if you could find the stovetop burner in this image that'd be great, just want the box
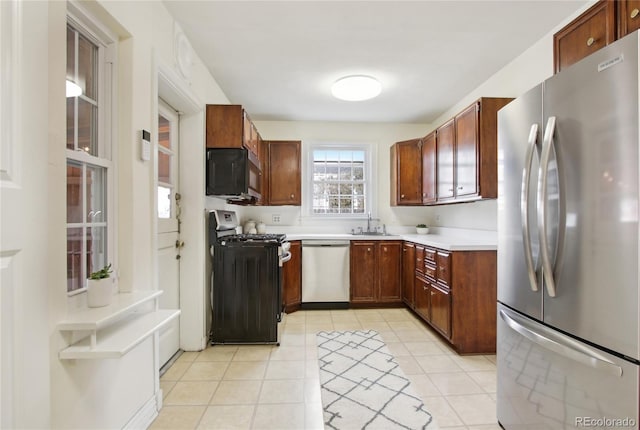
[219,233,286,244]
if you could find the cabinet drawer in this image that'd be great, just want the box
[437,251,451,286]
[424,248,436,263]
[424,263,437,281]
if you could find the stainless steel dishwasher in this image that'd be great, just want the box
[301,240,350,308]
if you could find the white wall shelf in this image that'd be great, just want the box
[57,290,180,360]
[59,309,180,359]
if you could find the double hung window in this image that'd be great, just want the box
[66,12,115,293]
[307,144,373,217]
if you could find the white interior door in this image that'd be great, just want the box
[157,99,181,366]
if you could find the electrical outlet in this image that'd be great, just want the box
[272,214,281,224]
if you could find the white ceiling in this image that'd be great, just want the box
[163,0,589,124]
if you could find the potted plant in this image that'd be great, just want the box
[416,224,430,234]
[87,263,114,308]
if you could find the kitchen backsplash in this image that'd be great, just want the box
[227,198,497,232]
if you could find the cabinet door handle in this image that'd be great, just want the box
[448,188,453,192]
[423,286,427,291]
[586,37,595,47]
[631,8,639,19]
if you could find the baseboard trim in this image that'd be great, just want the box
[122,393,160,430]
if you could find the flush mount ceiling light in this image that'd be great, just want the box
[331,75,381,101]
[66,80,82,98]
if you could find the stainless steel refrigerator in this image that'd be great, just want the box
[497,31,640,429]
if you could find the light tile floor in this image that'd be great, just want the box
[151,308,502,430]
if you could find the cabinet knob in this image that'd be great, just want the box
[367,248,371,252]
[400,194,405,199]
[423,286,427,291]
[290,194,294,199]
[423,193,426,197]
[383,247,387,252]
[457,186,463,190]
[448,188,453,192]
[586,37,595,47]
[631,8,639,19]
[431,291,435,296]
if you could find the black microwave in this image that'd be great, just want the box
[205,148,262,199]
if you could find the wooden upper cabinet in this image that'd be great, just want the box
[438,98,512,203]
[619,0,640,37]
[421,131,437,204]
[436,119,455,202]
[264,140,301,206]
[206,104,261,161]
[206,104,243,149]
[455,103,479,199]
[390,139,422,205]
[553,0,617,73]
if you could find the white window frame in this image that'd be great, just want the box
[66,3,117,295]
[303,142,376,219]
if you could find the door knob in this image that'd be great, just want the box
[631,8,639,18]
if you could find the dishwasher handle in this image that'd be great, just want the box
[301,240,350,247]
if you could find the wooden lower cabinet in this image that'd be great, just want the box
[406,243,496,354]
[401,242,416,308]
[429,283,451,339]
[350,241,402,305]
[282,241,302,313]
[414,274,430,321]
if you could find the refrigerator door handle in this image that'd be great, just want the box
[538,116,557,297]
[521,123,539,292]
[499,308,623,377]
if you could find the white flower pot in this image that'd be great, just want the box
[416,227,429,235]
[86,277,114,308]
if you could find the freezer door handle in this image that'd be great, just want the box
[521,123,539,292]
[499,308,623,377]
[538,116,557,297]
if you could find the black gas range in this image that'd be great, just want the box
[208,210,290,345]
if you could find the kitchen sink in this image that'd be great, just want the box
[350,231,391,236]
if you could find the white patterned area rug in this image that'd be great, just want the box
[317,330,438,430]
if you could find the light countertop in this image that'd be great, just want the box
[282,228,496,251]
